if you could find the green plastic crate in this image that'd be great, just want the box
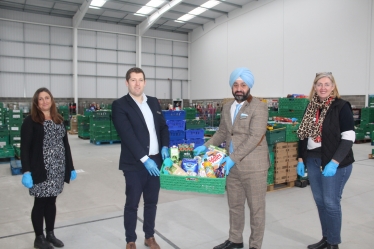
[183,107,197,120]
[0,135,9,147]
[266,127,286,145]
[0,145,14,158]
[13,144,21,158]
[186,119,205,129]
[278,98,309,110]
[160,163,226,194]
[9,134,21,145]
[284,123,300,142]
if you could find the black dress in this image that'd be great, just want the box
[29,120,66,197]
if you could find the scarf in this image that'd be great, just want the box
[297,94,335,142]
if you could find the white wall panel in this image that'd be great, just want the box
[118,35,136,51]
[80,20,136,34]
[78,30,96,48]
[182,81,188,99]
[173,57,188,68]
[78,62,96,75]
[144,29,188,41]
[78,47,96,61]
[156,55,172,67]
[142,54,155,66]
[78,76,96,98]
[142,38,155,53]
[51,61,72,74]
[118,65,134,77]
[142,66,155,78]
[172,80,182,99]
[51,76,73,97]
[51,27,72,45]
[24,24,49,43]
[97,50,117,63]
[0,73,24,97]
[97,78,117,98]
[173,69,188,80]
[25,74,50,97]
[97,63,116,76]
[156,39,172,55]
[0,21,23,41]
[51,46,72,60]
[144,79,155,97]
[97,32,116,49]
[0,57,24,72]
[173,42,188,56]
[117,78,128,97]
[25,59,50,73]
[156,68,172,79]
[155,80,170,99]
[25,44,50,58]
[118,51,136,64]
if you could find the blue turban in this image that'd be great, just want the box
[229,67,254,88]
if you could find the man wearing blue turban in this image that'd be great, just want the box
[194,67,270,249]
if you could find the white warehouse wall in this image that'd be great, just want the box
[190,0,374,99]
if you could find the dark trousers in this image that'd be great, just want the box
[123,154,161,243]
[31,196,57,236]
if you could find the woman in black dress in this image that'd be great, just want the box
[21,87,76,249]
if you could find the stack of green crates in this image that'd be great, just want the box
[267,151,275,185]
[0,103,5,125]
[355,127,365,140]
[78,115,90,139]
[284,123,300,142]
[183,107,197,120]
[360,107,374,125]
[369,95,374,108]
[277,98,309,122]
[58,105,70,130]
[110,121,120,141]
[90,110,112,143]
[0,124,9,149]
[266,123,286,145]
[268,109,278,121]
[8,110,22,146]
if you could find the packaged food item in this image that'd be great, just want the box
[168,163,188,176]
[179,143,194,160]
[205,165,216,178]
[170,146,179,163]
[214,161,225,178]
[181,158,199,176]
[206,145,227,170]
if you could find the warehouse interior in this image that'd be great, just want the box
[0,0,374,248]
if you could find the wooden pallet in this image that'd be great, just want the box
[369,154,374,159]
[68,131,78,135]
[267,181,295,192]
[354,138,371,144]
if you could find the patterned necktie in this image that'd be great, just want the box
[230,104,241,154]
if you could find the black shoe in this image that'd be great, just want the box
[327,244,339,249]
[34,235,53,249]
[46,230,64,247]
[213,240,244,249]
[308,237,327,249]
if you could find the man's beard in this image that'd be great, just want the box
[232,89,250,103]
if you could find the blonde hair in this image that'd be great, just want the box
[308,72,340,101]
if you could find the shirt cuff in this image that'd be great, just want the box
[140,155,149,163]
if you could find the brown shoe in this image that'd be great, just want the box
[126,242,136,249]
[144,237,160,249]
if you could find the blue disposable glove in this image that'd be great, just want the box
[221,156,235,176]
[22,172,33,188]
[71,170,77,180]
[322,160,339,177]
[144,158,160,176]
[193,145,207,156]
[161,146,170,160]
[297,162,305,177]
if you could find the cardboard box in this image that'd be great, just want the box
[274,142,288,151]
[275,166,288,173]
[287,142,298,149]
[274,172,287,184]
[274,158,288,168]
[287,170,297,181]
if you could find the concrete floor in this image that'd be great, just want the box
[0,135,373,249]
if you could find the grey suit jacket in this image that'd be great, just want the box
[205,95,270,172]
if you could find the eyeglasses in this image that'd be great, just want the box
[316,72,332,76]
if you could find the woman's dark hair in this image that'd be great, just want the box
[31,87,63,124]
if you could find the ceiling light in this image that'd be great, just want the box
[134,13,147,17]
[189,7,206,16]
[136,6,155,15]
[146,0,165,8]
[174,20,185,23]
[90,0,106,8]
[89,6,101,9]
[201,0,220,9]
[177,14,194,22]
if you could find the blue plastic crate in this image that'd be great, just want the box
[186,138,205,148]
[162,110,186,120]
[169,130,185,140]
[166,120,186,131]
[10,158,22,175]
[185,129,204,139]
[169,139,185,147]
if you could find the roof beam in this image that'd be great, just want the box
[216,0,242,8]
[73,0,92,28]
[138,0,183,36]
[180,2,228,15]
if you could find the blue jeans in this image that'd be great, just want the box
[307,157,352,245]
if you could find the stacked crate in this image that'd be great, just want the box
[267,150,275,185]
[359,108,374,140]
[8,110,22,147]
[69,115,78,134]
[89,110,112,143]
[0,103,5,125]
[110,120,120,141]
[78,115,90,139]
[277,98,309,122]
[184,107,205,148]
[58,105,70,131]
[273,142,298,184]
[163,110,186,147]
